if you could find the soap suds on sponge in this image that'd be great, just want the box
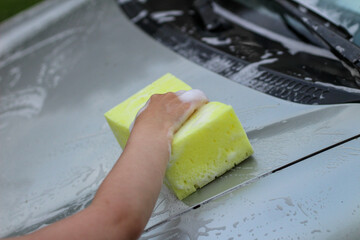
[105,73,254,200]
[176,89,208,104]
[170,89,209,137]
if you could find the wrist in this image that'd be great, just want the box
[132,116,173,141]
[129,121,172,148]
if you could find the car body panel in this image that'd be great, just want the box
[142,137,360,240]
[0,0,359,238]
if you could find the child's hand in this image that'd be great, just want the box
[132,89,208,141]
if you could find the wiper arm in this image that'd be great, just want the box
[193,0,231,32]
[273,0,360,73]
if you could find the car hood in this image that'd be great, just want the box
[0,0,359,238]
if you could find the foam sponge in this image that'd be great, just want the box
[104,73,191,149]
[105,73,253,200]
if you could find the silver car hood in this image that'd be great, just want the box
[0,0,359,238]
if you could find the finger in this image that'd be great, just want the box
[175,90,187,96]
[177,89,208,106]
[177,89,208,117]
[170,89,209,134]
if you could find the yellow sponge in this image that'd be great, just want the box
[105,73,191,148]
[105,73,253,200]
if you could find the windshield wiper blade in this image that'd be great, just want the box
[273,0,360,73]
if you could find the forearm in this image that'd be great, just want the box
[91,124,171,238]
[8,91,207,240]
[12,128,171,240]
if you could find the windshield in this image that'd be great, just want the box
[295,0,360,44]
[228,0,360,47]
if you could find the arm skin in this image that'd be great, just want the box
[8,91,208,240]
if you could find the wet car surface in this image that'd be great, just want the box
[1,0,360,239]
